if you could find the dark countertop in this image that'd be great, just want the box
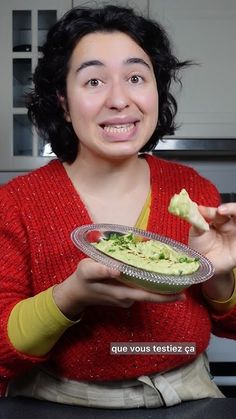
[1,397,236,419]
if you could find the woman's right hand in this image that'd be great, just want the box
[53,258,185,319]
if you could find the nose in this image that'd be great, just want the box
[105,81,130,111]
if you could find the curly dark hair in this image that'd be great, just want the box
[26,5,191,163]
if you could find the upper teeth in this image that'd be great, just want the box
[103,123,135,133]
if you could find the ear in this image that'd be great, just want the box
[57,93,71,122]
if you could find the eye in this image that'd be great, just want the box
[86,78,103,87]
[129,75,143,84]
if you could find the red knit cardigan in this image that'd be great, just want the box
[0,155,236,393]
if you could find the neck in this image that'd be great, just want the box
[63,152,148,198]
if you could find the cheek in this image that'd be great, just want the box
[136,86,158,113]
[149,91,159,128]
[70,95,103,122]
[141,92,159,126]
[147,88,159,112]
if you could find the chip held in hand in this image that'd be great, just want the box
[168,189,209,231]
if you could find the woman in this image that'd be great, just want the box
[0,5,236,408]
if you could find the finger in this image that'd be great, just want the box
[217,203,236,217]
[97,299,135,309]
[95,281,185,304]
[79,258,121,281]
[188,206,217,235]
[130,288,186,303]
[198,206,217,221]
[199,206,231,227]
[116,299,134,308]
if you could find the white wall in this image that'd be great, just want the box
[149,0,236,138]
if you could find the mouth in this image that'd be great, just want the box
[101,122,136,134]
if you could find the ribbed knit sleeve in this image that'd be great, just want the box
[0,186,49,384]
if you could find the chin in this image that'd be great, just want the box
[105,142,144,157]
[105,150,140,161]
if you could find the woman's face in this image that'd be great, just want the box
[62,31,158,160]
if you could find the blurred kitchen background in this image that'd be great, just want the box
[0,0,236,395]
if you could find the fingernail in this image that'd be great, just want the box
[218,205,228,213]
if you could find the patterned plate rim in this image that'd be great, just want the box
[71,223,215,286]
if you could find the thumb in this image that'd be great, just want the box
[198,205,217,221]
[199,205,231,228]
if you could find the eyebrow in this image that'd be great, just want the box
[125,57,151,69]
[76,57,151,73]
[76,60,104,73]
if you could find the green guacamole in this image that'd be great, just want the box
[93,233,200,276]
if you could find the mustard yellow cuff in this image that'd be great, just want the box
[8,287,82,356]
[50,286,83,326]
[203,269,236,313]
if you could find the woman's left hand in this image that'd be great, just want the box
[188,203,236,301]
[188,203,236,275]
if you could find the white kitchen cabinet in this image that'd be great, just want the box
[149,0,236,138]
[0,0,72,171]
